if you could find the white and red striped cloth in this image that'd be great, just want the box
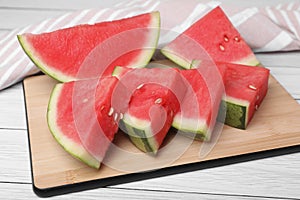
[1,0,300,90]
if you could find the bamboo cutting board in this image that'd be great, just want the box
[23,74,300,193]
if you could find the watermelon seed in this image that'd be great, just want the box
[100,105,105,111]
[114,113,118,122]
[224,35,229,42]
[155,98,162,104]
[248,85,257,90]
[234,36,240,42]
[83,98,88,103]
[119,113,124,120]
[137,84,144,89]
[219,44,225,51]
[108,107,114,116]
[255,105,259,110]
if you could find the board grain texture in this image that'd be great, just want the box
[23,73,300,190]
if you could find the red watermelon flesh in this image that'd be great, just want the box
[47,77,119,168]
[18,12,160,82]
[123,83,180,153]
[172,66,225,140]
[217,62,270,129]
[112,67,187,154]
[161,7,259,69]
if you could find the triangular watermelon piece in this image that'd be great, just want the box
[172,65,226,140]
[18,12,160,82]
[161,7,259,68]
[218,62,270,129]
[47,77,119,168]
[148,60,225,140]
[112,67,187,154]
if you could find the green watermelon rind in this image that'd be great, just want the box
[236,55,261,67]
[17,11,161,82]
[221,96,249,129]
[120,113,159,154]
[111,66,126,78]
[171,116,211,140]
[47,83,100,169]
[119,120,154,153]
[112,66,159,154]
[161,47,260,70]
[127,11,161,69]
[161,48,192,69]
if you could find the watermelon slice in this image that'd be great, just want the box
[18,12,160,82]
[218,62,270,129]
[161,7,260,68]
[112,67,187,154]
[147,60,225,140]
[47,77,119,168]
[172,66,225,140]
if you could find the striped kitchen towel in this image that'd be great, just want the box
[1,0,300,90]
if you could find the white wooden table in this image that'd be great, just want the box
[0,0,299,199]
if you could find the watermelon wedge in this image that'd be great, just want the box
[172,66,225,140]
[161,7,260,69]
[147,60,225,140]
[218,62,270,129]
[18,12,160,82]
[112,67,187,154]
[47,77,119,168]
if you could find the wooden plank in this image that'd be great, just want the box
[218,0,300,7]
[0,0,121,10]
[256,51,300,98]
[256,51,300,68]
[0,83,26,129]
[0,129,31,183]
[23,74,300,190]
[0,183,279,200]
[114,152,300,199]
[0,29,10,33]
[1,0,299,10]
[1,0,299,31]
[268,67,300,99]
[0,9,66,30]
[266,66,300,98]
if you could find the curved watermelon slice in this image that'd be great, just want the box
[161,7,259,69]
[218,62,270,129]
[47,77,119,168]
[18,12,160,82]
[112,66,187,154]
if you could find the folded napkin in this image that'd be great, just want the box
[1,0,300,90]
